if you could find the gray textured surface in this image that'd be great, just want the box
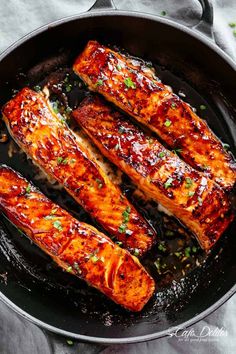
[0,1,236,353]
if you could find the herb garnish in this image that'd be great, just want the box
[171,102,177,109]
[118,206,131,233]
[165,230,174,237]
[53,220,63,231]
[25,184,31,194]
[222,143,230,151]
[66,340,74,346]
[164,119,172,127]
[95,178,103,189]
[158,242,167,252]
[116,64,122,71]
[116,241,123,247]
[133,248,140,256]
[229,22,236,28]
[34,85,41,92]
[188,191,195,197]
[57,157,68,165]
[158,151,166,158]
[66,266,73,273]
[124,77,136,89]
[184,247,191,258]
[172,148,182,155]
[164,177,173,189]
[185,177,193,189]
[200,105,206,110]
[198,197,203,206]
[96,79,103,86]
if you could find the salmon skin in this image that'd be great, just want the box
[2,88,156,257]
[73,96,234,251]
[73,40,236,191]
[0,165,155,312]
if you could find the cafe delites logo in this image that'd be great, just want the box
[168,326,228,342]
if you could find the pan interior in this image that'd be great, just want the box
[0,13,235,341]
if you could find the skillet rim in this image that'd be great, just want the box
[0,9,235,344]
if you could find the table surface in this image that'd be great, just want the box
[0,1,235,353]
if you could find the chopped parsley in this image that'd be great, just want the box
[185,177,193,189]
[133,248,140,256]
[200,105,206,110]
[96,79,103,86]
[124,77,136,89]
[53,220,63,231]
[158,151,166,158]
[164,177,173,189]
[164,119,172,127]
[95,178,103,189]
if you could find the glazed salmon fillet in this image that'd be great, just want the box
[73,40,236,191]
[2,88,156,256]
[73,96,234,251]
[0,165,155,311]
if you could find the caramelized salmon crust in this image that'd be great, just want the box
[2,87,156,256]
[0,165,155,312]
[73,95,234,251]
[73,40,236,191]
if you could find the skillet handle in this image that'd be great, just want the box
[194,0,214,39]
[89,0,116,11]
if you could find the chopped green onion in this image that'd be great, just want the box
[25,184,31,194]
[185,177,193,189]
[229,22,236,28]
[164,177,173,189]
[158,151,166,158]
[158,242,167,252]
[96,79,103,86]
[66,340,74,346]
[184,247,191,258]
[124,77,136,89]
[53,220,63,231]
[171,102,177,109]
[165,230,174,237]
[188,191,195,197]
[116,64,122,71]
[118,224,127,233]
[133,248,140,256]
[66,266,73,273]
[200,105,206,110]
[164,119,172,127]
[95,178,103,189]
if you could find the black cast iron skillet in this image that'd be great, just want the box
[0,0,235,344]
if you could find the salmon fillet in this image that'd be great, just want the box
[73,96,234,251]
[0,165,155,311]
[2,88,156,257]
[73,40,236,191]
